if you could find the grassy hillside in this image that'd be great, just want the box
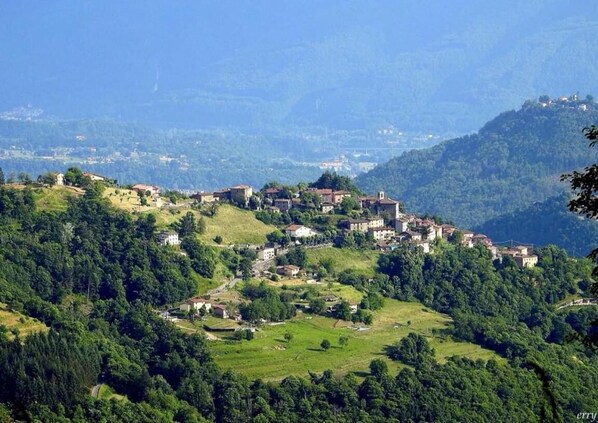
[29,185,83,212]
[357,103,598,229]
[105,188,277,246]
[0,302,48,340]
[306,247,379,277]
[210,298,501,381]
[197,204,276,245]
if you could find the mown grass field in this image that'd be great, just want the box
[197,204,276,245]
[306,247,380,277]
[138,203,275,246]
[209,299,502,381]
[0,302,48,339]
[96,384,127,401]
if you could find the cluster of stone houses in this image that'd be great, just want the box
[171,180,539,269]
[191,185,253,207]
[255,187,538,269]
[362,213,538,268]
[264,189,402,219]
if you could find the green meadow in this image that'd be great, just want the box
[306,247,380,277]
[0,302,48,340]
[209,298,501,381]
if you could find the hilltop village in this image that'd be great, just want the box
[189,182,539,269]
[30,168,540,332]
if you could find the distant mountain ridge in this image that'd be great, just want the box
[1,1,598,131]
[356,98,598,230]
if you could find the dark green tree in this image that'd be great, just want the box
[309,298,326,314]
[37,172,57,186]
[387,333,435,366]
[562,125,598,345]
[64,167,83,186]
[369,359,388,378]
[339,335,349,348]
[175,212,198,237]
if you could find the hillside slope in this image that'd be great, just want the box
[474,194,598,257]
[356,100,598,228]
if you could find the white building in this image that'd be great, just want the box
[368,227,395,241]
[180,298,212,313]
[285,224,316,238]
[51,172,65,186]
[158,231,180,246]
[258,247,276,261]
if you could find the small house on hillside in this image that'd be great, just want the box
[310,188,333,203]
[191,192,216,204]
[513,255,538,269]
[213,189,231,201]
[320,202,335,214]
[285,224,315,238]
[399,231,422,242]
[277,265,300,278]
[180,298,212,313]
[275,198,292,212]
[367,217,385,229]
[51,172,65,186]
[213,305,229,319]
[132,183,160,197]
[158,231,180,246]
[332,190,352,204]
[341,219,369,232]
[369,227,395,241]
[410,240,430,254]
[264,187,281,198]
[83,172,106,182]
[230,185,253,206]
[257,247,276,261]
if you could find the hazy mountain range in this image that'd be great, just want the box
[2,1,598,132]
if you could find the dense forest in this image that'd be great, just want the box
[357,99,598,237]
[0,182,597,421]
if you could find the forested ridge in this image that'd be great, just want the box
[475,193,598,257]
[0,182,596,421]
[356,100,598,235]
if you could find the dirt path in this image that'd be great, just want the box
[91,384,101,398]
[175,323,220,341]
